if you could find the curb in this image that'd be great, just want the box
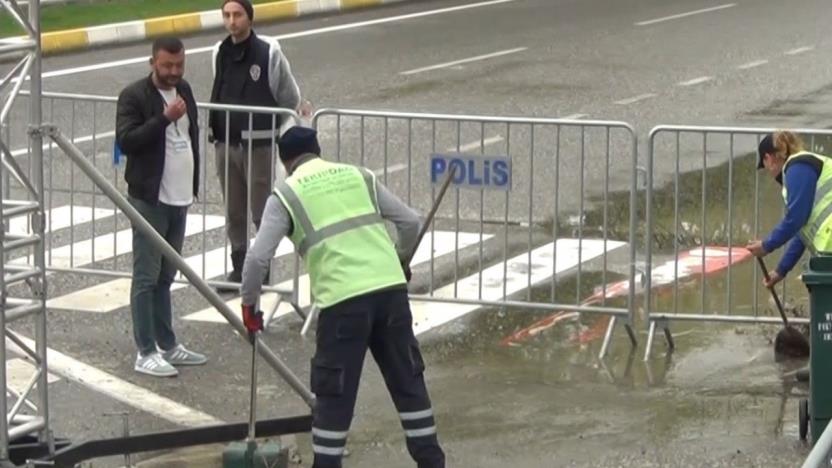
[6,0,406,56]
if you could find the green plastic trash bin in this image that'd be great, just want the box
[801,255,832,444]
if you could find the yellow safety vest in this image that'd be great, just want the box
[781,152,832,254]
[274,157,406,308]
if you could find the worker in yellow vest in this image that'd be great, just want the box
[240,126,445,468]
[747,131,832,284]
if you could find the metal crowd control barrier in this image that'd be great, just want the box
[12,90,306,321]
[45,125,315,406]
[644,125,832,360]
[312,108,641,357]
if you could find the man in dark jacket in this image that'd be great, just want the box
[209,0,312,290]
[116,37,207,378]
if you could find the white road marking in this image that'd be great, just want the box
[10,130,116,158]
[14,214,224,268]
[183,231,488,323]
[560,114,588,120]
[32,0,516,80]
[678,76,713,87]
[614,93,657,105]
[6,358,59,397]
[48,239,297,312]
[450,136,505,153]
[8,333,222,427]
[785,46,814,56]
[737,60,768,70]
[370,136,503,177]
[635,3,736,26]
[374,163,409,176]
[8,205,114,236]
[410,238,626,336]
[400,47,527,75]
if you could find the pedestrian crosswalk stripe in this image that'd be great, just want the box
[8,205,115,236]
[6,358,60,397]
[48,238,297,313]
[410,238,626,336]
[14,213,224,269]
[182,231,490,324]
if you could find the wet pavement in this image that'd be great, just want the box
[4,0,832,466]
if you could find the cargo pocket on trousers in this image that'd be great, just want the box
[409,343,425,376]
[311,358,344,396]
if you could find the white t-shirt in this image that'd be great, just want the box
[157,88,194,206]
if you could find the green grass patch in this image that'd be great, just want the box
[0,0,279,38]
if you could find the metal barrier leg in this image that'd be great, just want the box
[300,305,319,339]
[624,322,638,349]
[263,296,283,331]
[662,323,676,352]
[644,320,657,361]
[598,317,616,360]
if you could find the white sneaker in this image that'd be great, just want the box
[161,344,207,366]
[135,352,178,377]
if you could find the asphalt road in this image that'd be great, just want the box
[1,0,831,466]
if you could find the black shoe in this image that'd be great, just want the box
[216,269,241,293]
[217,250,246,293]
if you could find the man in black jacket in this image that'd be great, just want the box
[116,37,207,378]
[209,0,312,290]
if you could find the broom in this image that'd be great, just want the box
[757,257,810,358]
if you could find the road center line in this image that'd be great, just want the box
[400,48,527,76]
[678,76,713,87]
[614,93,657,105]
[635,3,736,26]
[737,59,768,70]
[785,46,814,55]
[32,0,516,80]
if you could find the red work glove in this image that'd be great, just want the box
[241,304,264,334]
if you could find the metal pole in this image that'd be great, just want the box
[29,0,52,452]
[47,129,315,407]
[801,423,832,468]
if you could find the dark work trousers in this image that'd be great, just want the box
[310,287,445,468]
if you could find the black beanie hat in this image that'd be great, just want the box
[278,127,321,162]
[758,133,775,169]
[222,0,254,21]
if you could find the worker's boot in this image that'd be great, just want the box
[216,249,246,293]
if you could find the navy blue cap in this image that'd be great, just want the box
[278,126,320,162]
[758,134,775,169]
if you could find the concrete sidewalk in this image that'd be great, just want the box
[3,0,410,55]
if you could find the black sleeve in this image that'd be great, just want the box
[115,85,169,156]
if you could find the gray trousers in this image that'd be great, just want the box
[128,197,187,356]
[214,142,284,253]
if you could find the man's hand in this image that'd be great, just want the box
[764,270,784,289]
[163,97,187,122]
[297,99,314,119]
[242,304,264,334]
[746,240,768,258]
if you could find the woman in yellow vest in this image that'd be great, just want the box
[239,126,445,468]
[747,131,832,285]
